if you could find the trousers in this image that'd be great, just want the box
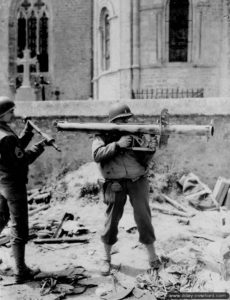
[0,182,28,245]
[101,176,156,245]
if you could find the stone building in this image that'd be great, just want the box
[1,0,230,102]
[0,0,93,100]
[93,0,230,100]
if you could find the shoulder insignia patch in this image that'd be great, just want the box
[15,147,24,158]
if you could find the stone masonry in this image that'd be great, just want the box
[1,0,230,101]
[0,0,93,100]
[93,0,230,100]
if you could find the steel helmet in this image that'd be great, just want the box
[0,97,15,117]
[108,103,133,122]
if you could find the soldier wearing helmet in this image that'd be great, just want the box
[0,96,51,284]
[108,103,133,122]
[92,102,160,276]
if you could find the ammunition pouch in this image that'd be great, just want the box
[99,180,123,205]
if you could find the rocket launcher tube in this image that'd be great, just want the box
[55,121,214,138]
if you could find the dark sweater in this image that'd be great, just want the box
[0,122,44,183]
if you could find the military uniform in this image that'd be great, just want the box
[92,132,156,245]
[92,103,159,276]
[0,121,44,245]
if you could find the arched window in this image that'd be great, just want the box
[17,0,49,74]
[167,0,189,62]
[100,8,110,71]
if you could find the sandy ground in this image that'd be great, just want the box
[1,162,230,300]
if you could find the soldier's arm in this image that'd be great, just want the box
[19,124,34,149]
[0,135,44,167]
[92,135,119,163]
[24,141,45,164]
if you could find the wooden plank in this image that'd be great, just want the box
[161,194,189,212]
[151,204,195,218]
[33,238,89,244]
[28,204,50,216]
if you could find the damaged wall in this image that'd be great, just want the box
[12,108,230,190]
[13,98,230,117]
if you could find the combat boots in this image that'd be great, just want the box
[12,244,40,284]
[100,243,112,276]
[100,259,111,276]
[15,266,40,284]
[145,243,160,269]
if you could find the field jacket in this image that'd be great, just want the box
[92,133,154,180]
[0,122,44,184]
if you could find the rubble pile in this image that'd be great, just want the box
[1,184,92,249]
[79,182,100,203]
[135,264,198,299]
[37,266,97,298]
[1,162,230,299]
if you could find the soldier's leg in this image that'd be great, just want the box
[101,182,127,245]
[100,181,127,275]
[0,183,39,283]
[0,194,10,235]
[127,177,159,265]
[3,184,29,246]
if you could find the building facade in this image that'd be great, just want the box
[93,0,230,100]
[1,0,230,101]
[0,0,93,100]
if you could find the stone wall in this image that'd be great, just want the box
[16,114,230,191]
[0,0,228,101]
[0,1,10,96]
[0,0,93,100]
[13,98,230,117]
[138,0,223,97]
[11,98,230,190]
[51,0,93,100]
[94,0,228,100]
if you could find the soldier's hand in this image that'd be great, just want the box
[117,135,132,148]
[39,138,54,147]
[25,120,34,132]
[150,135,158,149]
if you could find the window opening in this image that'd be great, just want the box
[100,8,110,70]
[17,0,49,73]
[168,0,189,62]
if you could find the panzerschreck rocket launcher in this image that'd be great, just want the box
[55,109,214,148]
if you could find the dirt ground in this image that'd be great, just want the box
[1,161,230,300]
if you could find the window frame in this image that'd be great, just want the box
[17,0,50,74]
[165,0,193,64]
[100,7,111,71]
